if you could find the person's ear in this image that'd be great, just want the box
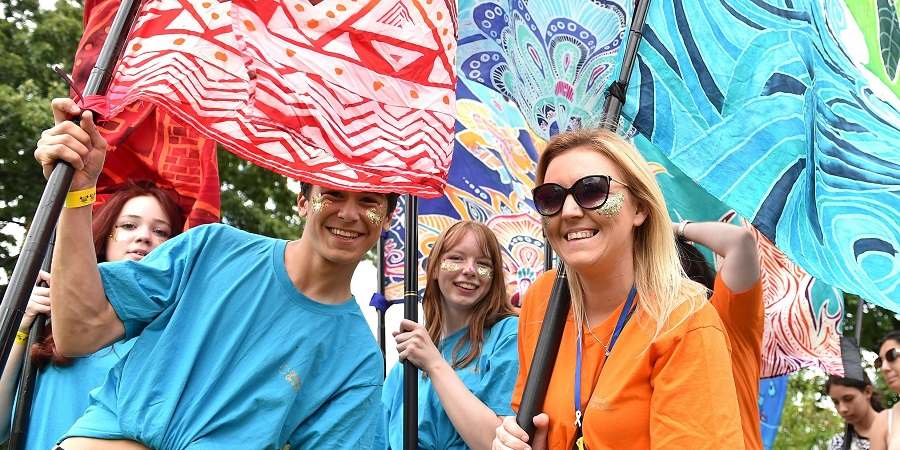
[632,199,648,227]
[297,191,308,219]
[381,210,394,232]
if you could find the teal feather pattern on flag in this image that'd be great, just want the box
[621,0,900,307]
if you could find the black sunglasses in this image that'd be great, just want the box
[531,175,629,217]
[876,348,899,369]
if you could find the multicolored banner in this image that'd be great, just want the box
[382,0,866,377]
[96,0,458,197]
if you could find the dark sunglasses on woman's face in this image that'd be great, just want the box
[531,175,629,217]
[875,348,898,369]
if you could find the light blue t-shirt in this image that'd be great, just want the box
[17,340,133,450]
[63,224,383,450]
[381,316,519,450]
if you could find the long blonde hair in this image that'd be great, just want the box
[423,221,516,369]
[535,128,706,338]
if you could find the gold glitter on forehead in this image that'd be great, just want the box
[366,208,384,225]
[309,193,329,215]
[440,260,462,273]
[476,265,493,280]
[595,192,625,217]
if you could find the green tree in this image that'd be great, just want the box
[218,148,301,240]
[773,370,843,449]
[0,0,83,290]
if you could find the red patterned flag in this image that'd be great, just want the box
[92,0,458,197]
[73,0,221,228]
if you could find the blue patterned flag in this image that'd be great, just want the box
[383,0,896,376]
[621,0,900,308]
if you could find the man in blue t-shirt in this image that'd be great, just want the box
[33,98,399,449]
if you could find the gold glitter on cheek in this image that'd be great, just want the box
[309,193,329,215]
[440,260,462,273]
[366,208,383,225]
[595,192,625,217]
[476,265,493,280]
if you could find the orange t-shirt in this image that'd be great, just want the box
[512,271,743,450]
[710,273,764,450]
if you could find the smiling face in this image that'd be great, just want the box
[879,339,900,392]
[828,384,873,426]
[540,146,647,276]
[105,195,174,262]
[436,229,494,316]
[297,185,389,267]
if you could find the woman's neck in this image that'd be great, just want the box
[575,262,636,326]
[852,408,878,436]
[441,304,472,338]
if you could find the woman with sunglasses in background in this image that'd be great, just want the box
[382,221,518,450]
[0,182,183,450]
[825,374,883,450]
[493,129,742,450]
[869,331,900,450]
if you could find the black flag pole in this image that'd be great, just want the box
[514,0,653,440]
[402,195,419,450]
[376,232,388,377]
[0,0,144,371]
[7,231,55,450]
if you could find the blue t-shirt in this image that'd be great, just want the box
[381,316,519,450]
[63,224,383,450]
[18,340,133,450]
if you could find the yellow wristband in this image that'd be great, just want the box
[14,331,29,345]
[64,186,97,209]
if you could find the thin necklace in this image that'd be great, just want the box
[583,315,613,354]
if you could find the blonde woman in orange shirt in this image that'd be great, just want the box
[492,129,743,450]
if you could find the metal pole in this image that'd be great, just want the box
[515,0,653,442]
[543,239,553,272]
[376,232,387,377]
[8,233,55,450]
[515,266,569,436]
[0,0,144,371]
[854,299,865,344]
[402,195,419,450]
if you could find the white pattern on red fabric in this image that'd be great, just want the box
[103,0,457,197]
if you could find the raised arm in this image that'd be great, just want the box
[34,98,124,356]
[676,220,760,292]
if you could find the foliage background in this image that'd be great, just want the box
[0,1,894,449]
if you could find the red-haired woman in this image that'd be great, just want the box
[381,220,519,450]
[0,182,183,450]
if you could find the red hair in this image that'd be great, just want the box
[31,181,184,367]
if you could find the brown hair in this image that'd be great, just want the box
[536,129,706,339]
[32,181,184,368]
[422,221,516,369]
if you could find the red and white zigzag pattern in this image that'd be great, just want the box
[104,0,457,197]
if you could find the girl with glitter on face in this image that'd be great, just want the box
[493,129,742,450]
[380,221,519,450]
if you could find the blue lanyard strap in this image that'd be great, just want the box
[574,285,637,428]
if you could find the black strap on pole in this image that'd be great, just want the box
[402,195,419,450]
[0,0,144,372]
[600,0,651,129]
[515,0,653,441]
